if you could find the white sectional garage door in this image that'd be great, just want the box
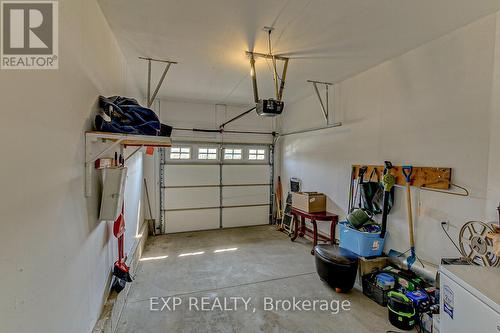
[160,143,272,233]
[163,164,220,233]
[222,165,270,228]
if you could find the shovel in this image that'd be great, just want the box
[402,166,416,268]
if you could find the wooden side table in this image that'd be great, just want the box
[290,208,339,255]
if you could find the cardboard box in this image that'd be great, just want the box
[292,192,326,213]
[356,256,388,287]
[359,256,388,276]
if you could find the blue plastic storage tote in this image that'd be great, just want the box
[339,221,386,257]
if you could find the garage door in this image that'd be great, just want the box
[160,143,273,233]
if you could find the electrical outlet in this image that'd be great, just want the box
[441,221,450,231]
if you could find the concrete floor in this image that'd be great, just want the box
[116,226,404,333]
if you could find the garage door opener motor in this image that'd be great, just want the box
[247,27,289,117]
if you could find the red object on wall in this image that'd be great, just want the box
[113,206,125,238]
[113,205,132,283]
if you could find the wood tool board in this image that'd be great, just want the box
[352,165,452,190]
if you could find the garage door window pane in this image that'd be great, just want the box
[199,148,218,160]
[248,149,266,160]
[170,147,191,160]
[224,148,242,160]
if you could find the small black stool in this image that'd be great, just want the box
[314,244,358,292]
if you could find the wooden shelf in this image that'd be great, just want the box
[85,131,172,197]
[85,131,172,147]
[352,164,452,190]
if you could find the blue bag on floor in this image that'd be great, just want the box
[95,96,161,136]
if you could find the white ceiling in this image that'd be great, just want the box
[98,0,500,106]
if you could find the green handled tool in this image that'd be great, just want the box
[381,161,395,238]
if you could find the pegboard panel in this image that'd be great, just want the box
[352,165,451,190]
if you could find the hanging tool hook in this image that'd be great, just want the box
[358,165,368,181]
[384,161,393,173]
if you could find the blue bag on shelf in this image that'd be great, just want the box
[95,96,170,136]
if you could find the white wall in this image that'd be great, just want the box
[486,12,500,221]
[280,14,499,265]
[0,1,144,332]
[123,151,145,255]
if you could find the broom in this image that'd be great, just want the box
[144,179,156,236]
[275,176,283,230]
[112,205,133,293]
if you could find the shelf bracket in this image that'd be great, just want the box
[139,57,178,108]
[84,132,172,197]
[85,135,124,197]
[124,145,144,162]
[85,138,123,164]
[307,80,333,123]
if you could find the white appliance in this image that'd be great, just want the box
[439,265,500,333]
